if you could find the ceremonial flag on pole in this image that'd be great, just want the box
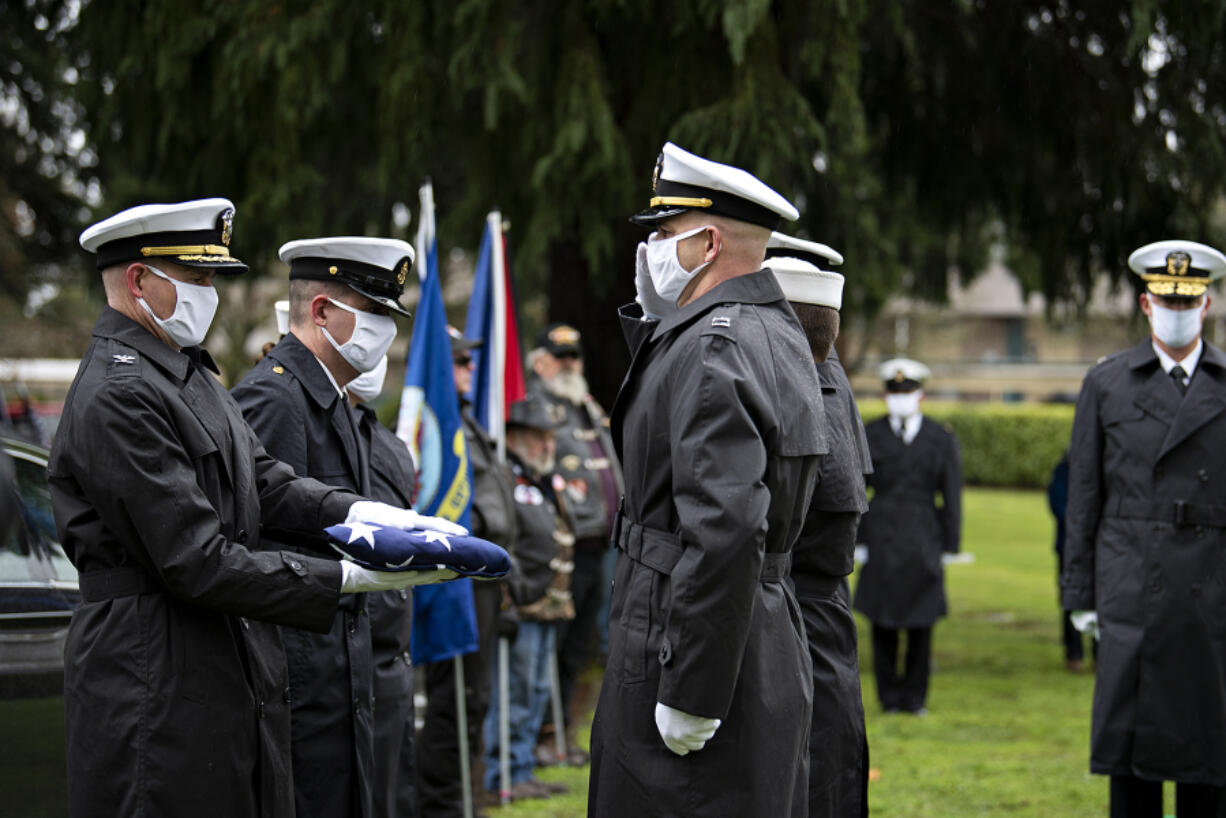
[464,211,526,460]
[398,180,478,664]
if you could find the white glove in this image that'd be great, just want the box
[654,702,721,756]
[345,500,468,536]
[340,560,459,592]
[853,545,868,565]
[635,242,676,320]
[1070,610,1100,640]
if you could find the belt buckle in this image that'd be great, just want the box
[1174,500,1187,527]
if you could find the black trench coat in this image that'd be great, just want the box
[588,271,825,818]
[233,332,375,818]
[357,406,419,817]
[1063,339,1226,784]
[48,308,353,818]
[790,350,871,818]
[853,416,961,629]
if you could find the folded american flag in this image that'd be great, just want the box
[325,523,510,578]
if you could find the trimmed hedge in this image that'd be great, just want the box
[856,399,1074,489]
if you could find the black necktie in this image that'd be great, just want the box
[1170,365,1188,397]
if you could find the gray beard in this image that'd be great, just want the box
[545,371,589,405]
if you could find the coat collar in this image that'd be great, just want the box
[1158,340,1226,460]
[91,306,222,382]
[269,332,344,411]
[650,269,786,341]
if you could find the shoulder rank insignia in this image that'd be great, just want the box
[272,365,284,374]
[112,353,136,365]
[711,315,731,328]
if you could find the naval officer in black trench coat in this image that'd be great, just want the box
[233,236,417,818]
[1063,240,1226,818]
[50,200,460,818]
[587,143,826,818]
[853,357,962,715]
[768,234,872,818]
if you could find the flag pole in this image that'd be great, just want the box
[454,655,473,818]
[498,635,512,804]
[488,210,507,464]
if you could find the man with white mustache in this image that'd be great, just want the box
[1064,240,1226,818]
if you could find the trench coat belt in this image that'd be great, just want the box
[79,566,157,602]
[612,511,791,582]
[1105,496,1226,528]
[791,572,843,599]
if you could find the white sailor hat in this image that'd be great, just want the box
[80,197,247,273]
[768,257,845,310]
[279,237,414,316]
[1128,240,1226,299]
[273,300,290,336]
[878,357,931,392]
[631,142,800,230]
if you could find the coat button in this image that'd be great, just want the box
[353,697,362,715]
[256,701,265,719]
[658,639,672,665]
[290,560,302,571]
[1199,469,1210,483]
[347,614,358,634]
[236,529,248,544]
[399,589,409,600]
[283,686,292,703]
[1151,580,1162,593]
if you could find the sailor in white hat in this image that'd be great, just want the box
[53,201,461,818]
[853,354,961,718]
[231,235,419,818]
[592,145,825,818]
[768,234,873,817]
[631,141,801,318]
[1064,239,1226,817]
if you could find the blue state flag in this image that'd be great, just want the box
[397,181,478,664]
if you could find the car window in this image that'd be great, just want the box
[2,453,77,583]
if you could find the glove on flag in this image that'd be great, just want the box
[326,523,511,579]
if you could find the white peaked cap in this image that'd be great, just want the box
[273,300,290,336]
[1127,239,1226,298]
[766,232,843,266]
[768,257,845,310]
[631,142,799,229]
[279,236,414,316]
[80,197,246,273]
[878,357,932,385]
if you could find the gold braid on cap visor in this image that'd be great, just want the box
[1141,274,1209,297]
[649,196,713,208]
[141,244,239,263]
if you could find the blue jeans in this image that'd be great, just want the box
[483,620,556,790]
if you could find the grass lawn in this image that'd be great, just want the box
[487,488,1152,817]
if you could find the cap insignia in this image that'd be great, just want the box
[219,209,234,247]
[549,326,581,345]
[397,260,408,285]
[652,152,663,193]
[893,371,906,382]
[1167,251,1191,277]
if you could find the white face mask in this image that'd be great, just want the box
[885,390,922,420]
[644,225,715,304]
[137,264,219,348]
[347,355,388,402]
[1148,300,1204,349]
[321,297,397,373]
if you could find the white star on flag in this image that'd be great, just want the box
[346,522,381,550]
[422,530,454,551]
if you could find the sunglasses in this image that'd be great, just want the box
[555,351,581,361]
[454,354,473,367]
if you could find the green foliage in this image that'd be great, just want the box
[859,400,1074,489]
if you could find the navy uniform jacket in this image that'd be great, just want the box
[233,332,375,818]
[790,349,871,818]
[1063,339,1226,784]
[589,271,825,818]
[853,415,961,628]
[356,405,419,818]
[48,308,353,818]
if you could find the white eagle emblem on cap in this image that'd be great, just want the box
[220,209,234,247]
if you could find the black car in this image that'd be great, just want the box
[1,435,79,816]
